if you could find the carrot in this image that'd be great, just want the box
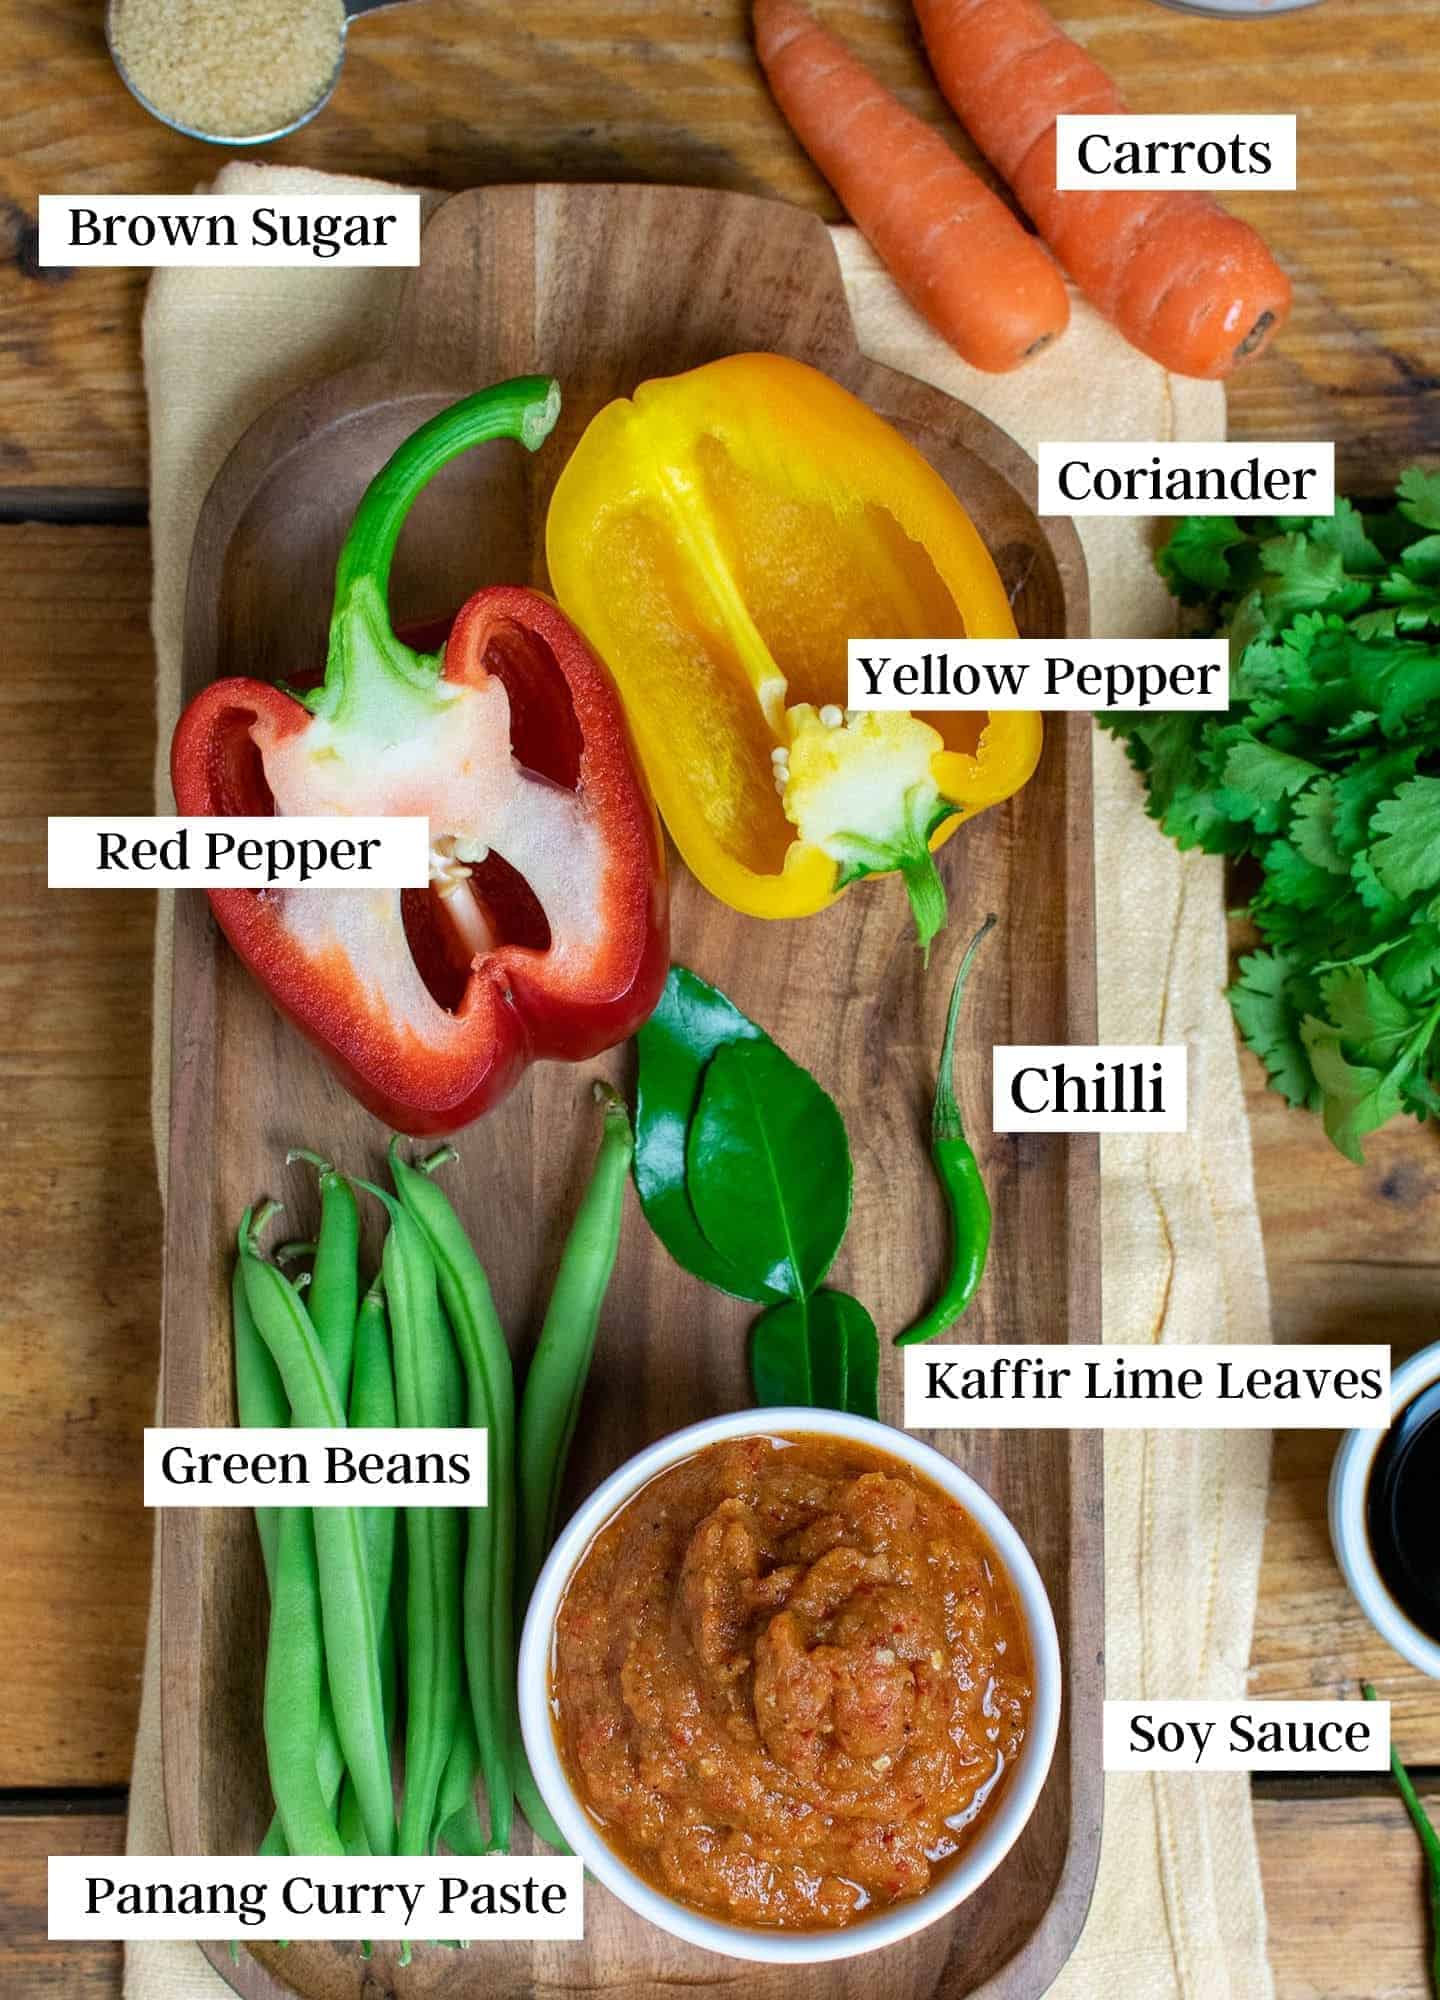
[912,0,1290,379]
[753,0,1068,373]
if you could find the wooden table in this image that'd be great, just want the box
[3,2,1436,1992]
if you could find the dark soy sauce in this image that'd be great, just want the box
[1366,1378,1440,1642]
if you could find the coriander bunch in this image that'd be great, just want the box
[1103,471,1440,1161]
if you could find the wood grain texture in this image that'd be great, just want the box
[0,1812,125,1995]
[0,525,161,1787]
[160,183,1099,2000]
[1256,1787,1440,2000]
[3,1,1438,489]
[1245,1044,1440,1760]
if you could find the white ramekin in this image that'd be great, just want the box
[1329,1340,1440,1680]
[517,1406,1062,1964]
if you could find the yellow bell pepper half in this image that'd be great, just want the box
[544,353,1041,946]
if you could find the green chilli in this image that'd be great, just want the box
[895,914,996,1347]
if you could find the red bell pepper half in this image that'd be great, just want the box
[171,377,668,1136]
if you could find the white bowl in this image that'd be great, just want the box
[1329,1340,1440,1680]
[517,1406,1062,1964]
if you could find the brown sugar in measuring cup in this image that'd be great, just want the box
[107,0,406,146]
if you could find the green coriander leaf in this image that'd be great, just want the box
[1399,533,1440,582]
[1157,515,1251,596]
[1230,952,1319,1108]
[1327,708,1381,744]
[1371,776,1440,898]
[1352,850,1409,923]
[1260,533,1374,625]
[1317,966,1416,1065]
[687,1038,851,1300]
[1383,924,1440,1002]
[1300,1018,1408,1164]
[1332,748,1420,851]
[1290,781,1348,874]
[1100,713,1242,852]
[1261,838,1338,912]
[749,1289,879,1418]
[1223,739,1321,805]
[1398,467,1440,532]
[1303,500,1387,574]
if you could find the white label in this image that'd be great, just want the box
[1038,442,1334,517]
[847,641,1228,712]
[47,1856,583,1940]
[48,817,431,889]
[993,1044,1188,1131]
[143,1430,486,1508]
[903,1343,1390,1431]
[1055,115,1297,191]
[1103,1700,1389,1773]
[37,195,422,268]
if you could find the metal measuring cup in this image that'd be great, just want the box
[1150,1,1325,14]
[106,0,406,147]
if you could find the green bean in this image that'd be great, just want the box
[232,1210,287,1592]
[362,1186,463,1856]
[389,1138,516,1853]
[264,1508,345,1856]
[349,1274,399,1656]
[236,1211,346,1856]
[238,1210,395,1858]
[517,1083,633,1599]
[508,1090,632,1855]
[289,1151,360,1405]
[339,1273,400,1858]
[434,1701,490,1856]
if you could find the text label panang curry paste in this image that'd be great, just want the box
[550,1432,1033,1930]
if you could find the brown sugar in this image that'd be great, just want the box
[111,0,346,140]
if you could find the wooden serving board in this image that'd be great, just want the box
[162,184,1100,2000]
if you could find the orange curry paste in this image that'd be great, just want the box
[550,1432,1034,1930]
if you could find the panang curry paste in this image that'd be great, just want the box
[550,1432,1034,1930]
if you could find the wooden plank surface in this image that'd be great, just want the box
[3,0,1440,1993]
[0,525,161,1787]
[4,0,1439,491]
[1257,1786,1440,2000]
[0,1813,125,1996]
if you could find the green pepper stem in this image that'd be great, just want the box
[332,378,559,613]
[316,378,561,719]
[900,846,948,961]
[932,914,996,1146]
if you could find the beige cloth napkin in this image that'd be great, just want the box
[129,162,1273,2000]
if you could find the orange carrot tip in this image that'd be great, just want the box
[912,0,1290,379]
